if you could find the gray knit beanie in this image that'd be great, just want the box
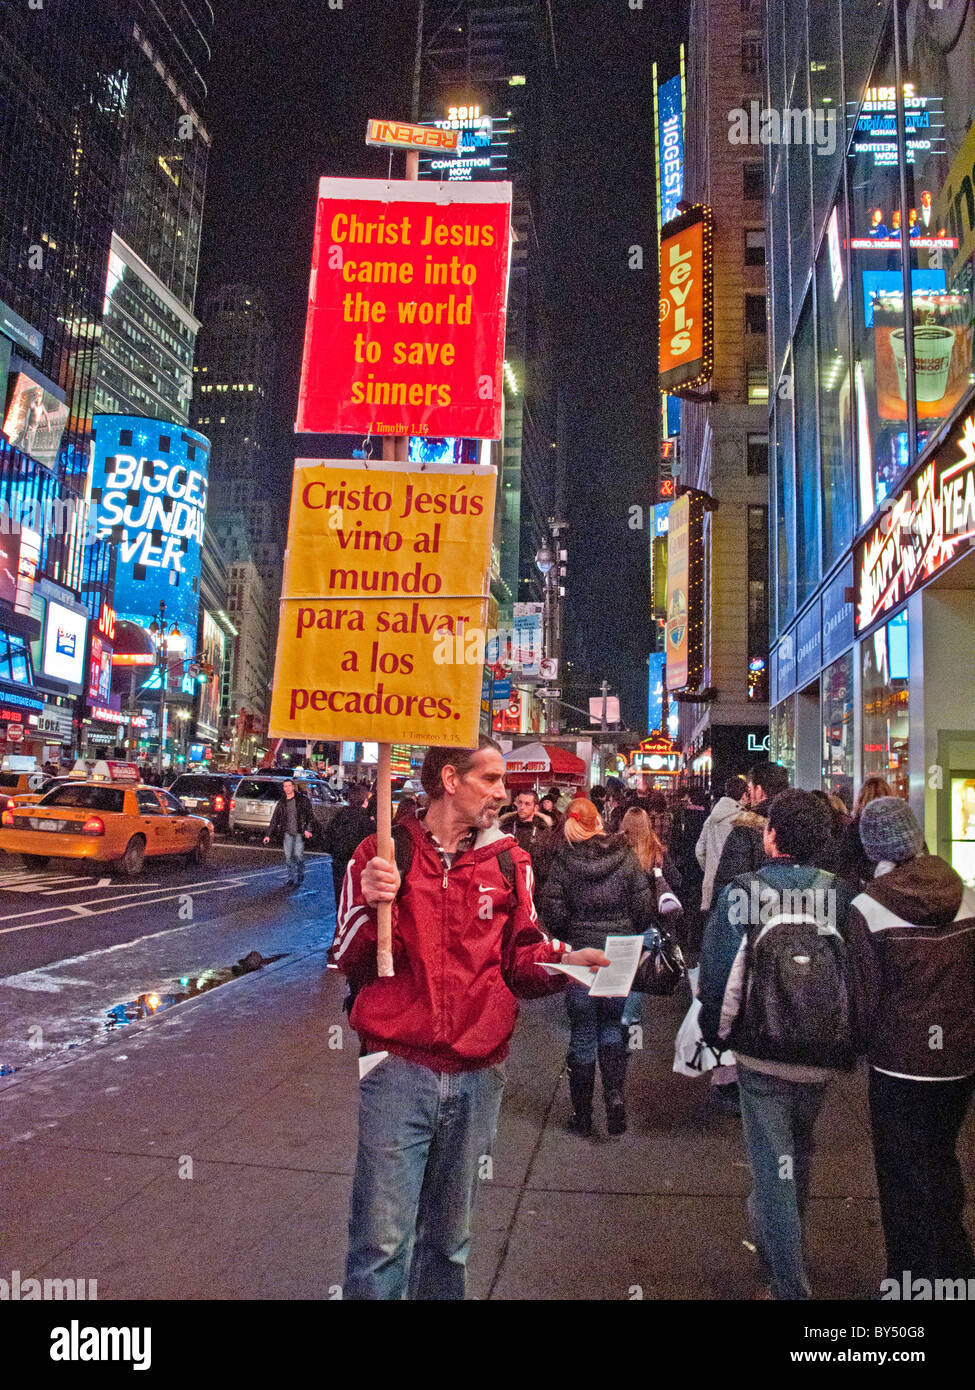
[859,797,923,865]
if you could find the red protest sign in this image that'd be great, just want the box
[295,179,512,441]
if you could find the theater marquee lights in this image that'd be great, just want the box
[658,203,714,395]
[855,411,975,633]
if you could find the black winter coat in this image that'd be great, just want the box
[540,834,656,952]
[267,791,314,841]
[323,805,376,871]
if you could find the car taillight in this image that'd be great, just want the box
[81,816,105,836]
[229,798,236,812]
[1,810,13,826]
[214,795,225,812]
[3,797,14,810]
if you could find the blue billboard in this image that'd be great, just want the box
[648,652,665,735]
[655,74,684,229]
[90,416,209,642]
[656,70,685,442]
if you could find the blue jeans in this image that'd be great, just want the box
[345,1053,506,1300]
[737,1064,828,1300]
[282,833,305,883]
[564,989,625,1065]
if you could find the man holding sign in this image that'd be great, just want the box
[329,736,609,1300]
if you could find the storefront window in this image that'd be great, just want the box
[847,19,913,516]
[817,203,856,564]
[902,0,975,457]
[861,608,910,800]
[771,696,796,784]
[808,0,845,246]
[774,356,796,632]
[794,298,821,606]
[822,650,854,804]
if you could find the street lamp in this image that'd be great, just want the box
[147,601,185,778]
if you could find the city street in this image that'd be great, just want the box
[0,843,336,1074]
[3,889,973,1301]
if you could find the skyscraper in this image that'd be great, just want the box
[417,2,557,611]
[765,0,975,872]
[93,2,213,427]
[670,0,771,789]
[0,1,124,761]
[193,285,283,739]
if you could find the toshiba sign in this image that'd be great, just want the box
[659,203,714,395]
[366,119,460,154]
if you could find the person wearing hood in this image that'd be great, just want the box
[696,775,748,913]
[845,798,975,1290]
[540,799,656,1137]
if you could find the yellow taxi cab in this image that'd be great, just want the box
[0,780,214,876]
[0,767,49,812]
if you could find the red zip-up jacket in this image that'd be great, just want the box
[328,812,571,1072]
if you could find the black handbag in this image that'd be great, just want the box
[632,931,687,996]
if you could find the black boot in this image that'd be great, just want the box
[567,1061,596,1136]
[599,1044,628,1135]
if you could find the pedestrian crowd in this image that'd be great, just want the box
[318,739,973,1302]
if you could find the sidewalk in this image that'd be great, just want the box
[2,939,972,1300]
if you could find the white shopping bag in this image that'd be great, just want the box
[673,967,736,1077]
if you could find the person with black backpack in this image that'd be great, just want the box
[698,790,857,1300]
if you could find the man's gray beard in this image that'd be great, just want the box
[474,806,499,829]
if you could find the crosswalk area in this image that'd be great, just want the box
[0,859,298,937]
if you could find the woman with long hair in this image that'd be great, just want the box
[541,799,655,1137]
[620,807,682,886]
[836,776,893,887]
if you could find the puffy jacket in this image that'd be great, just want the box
[498,810,555,887]
[266,791,314,840]
[540,834,655,953]
[328,813,570,1073]
[845,855,975,1080]
[322,805,375,872]
[696,796,745,910]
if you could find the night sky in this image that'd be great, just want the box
[197,0,686,732]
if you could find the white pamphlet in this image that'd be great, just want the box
[587,935,644,997]
[540,961,603,987]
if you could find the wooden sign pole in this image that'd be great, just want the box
[374,147,421,980]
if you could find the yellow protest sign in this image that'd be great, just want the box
[283,460,496,599]
[268,459,497,747]
[269,597,489,746]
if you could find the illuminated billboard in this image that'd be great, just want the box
[90,416,209,641]
[295,178,512,440]
[417,106,511,183]
[2,370,69,470]
[659,204,714,395]
[197,609,226,737]
[654,71,685,230]
[42,599,88,692]
[855,410,975,633]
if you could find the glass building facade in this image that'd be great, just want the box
[766,0,975,882]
